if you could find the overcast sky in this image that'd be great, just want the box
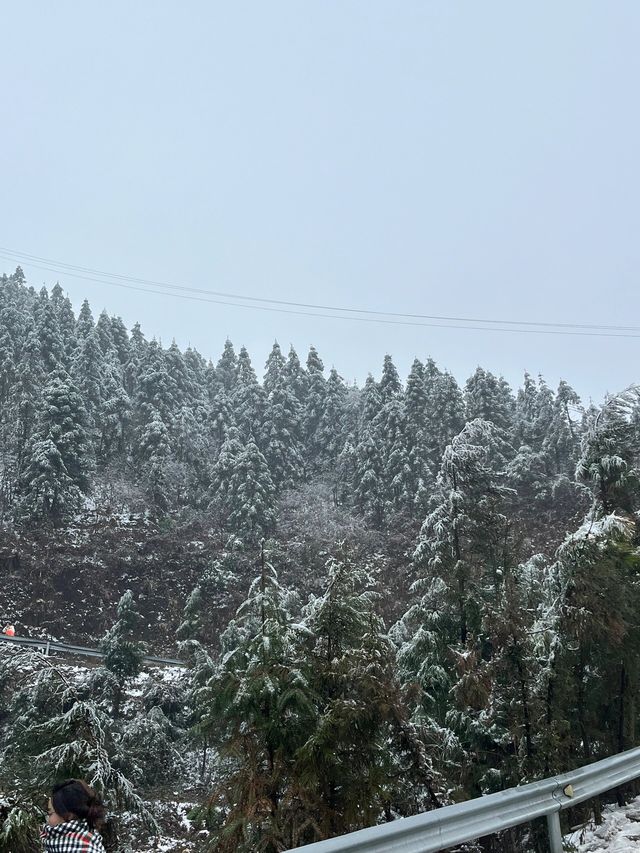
[2,2,639,403]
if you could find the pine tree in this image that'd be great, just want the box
[404,358,431,495]
[137,407,171,511]
[209,425,244,511]
[35,287,66,373]
[98,358,132,461]
[124,321,147,398]
[75,298,95,341]
[19,369,92,524]
[215,338,239,395]
[50,282,77,360]
[228,439,277,540]
[100,589,145,718]
[552,514,640,774]
[577,389,640,515]
[465,367,515,434]
[11,320,44,478]
[303,346,327,468]
[233,346,266,443]
[263,341,286,396]
[208,387,236,456]
[379,354,402,403]
[353,424,386,527]
[0,651,155,844]
[352,377,385,525]
[261,374,305,490]
[284,345,307,406]
[72,328,106,446]
[543,380,581,475]
[413,419,514,647]
[196,550,311,852]
[428,368,466,467]
[316,368,348,467]
[296,554,440,839]
[380,395,412,513]
[212,431,276,541]
[109,315,131,366]
[360,373,382,427]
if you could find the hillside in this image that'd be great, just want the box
[1,267,639,852]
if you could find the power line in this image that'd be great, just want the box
[1,246,639,339]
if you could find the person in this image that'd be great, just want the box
[41,779,107,852]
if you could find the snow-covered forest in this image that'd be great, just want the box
[1,265,640,852]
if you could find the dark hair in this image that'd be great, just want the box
[51,779,106,829]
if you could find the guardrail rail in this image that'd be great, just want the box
[0,633,185,667]
[285,745,640,853]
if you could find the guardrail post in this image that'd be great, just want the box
[546,811,563,853]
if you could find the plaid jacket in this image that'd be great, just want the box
[40,819,106,852]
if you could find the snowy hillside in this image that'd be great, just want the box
[2,269,640,852]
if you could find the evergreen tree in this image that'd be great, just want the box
[543,380,581,475]
[465,367,515,434]
[261,374,305,490]
[95,309,116,356]
[577,389,640,515]
[428,368,466,467]
[263,341,286,396]
[303,346,327,467]
[552,514,640,773]
[297,554,440,838]
[35,287,66,374]
[19,369,91,524]
[413,419,514,647]
[316,368,348,467]
[378,353,402,401]
[233,346,266,443]
[137,407,171,511]
[380,395,412,513]
[284,345,307,406]
[196,551,311,852]
[215,338,239,395]
[209,425,244,511]
[0,651,155,844]
[100,589,145,718]
[404,358,431,495]
[360,373,382,427]
[50,282,77,360]
[124,321,147,398]
[75,298,95,341]
[10,320,44,479]
[353,424,386,528]
[109,315,131,366]
[212,432,276,541]
[228,439,277,540]
[72,328,106,446]
[351,377,385,524]
[98,358,132,461]
[208,387,235,455]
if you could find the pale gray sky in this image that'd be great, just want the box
[2,1,639,402]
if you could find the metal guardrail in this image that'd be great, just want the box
[0,633,185,667]
[287,745,640,853]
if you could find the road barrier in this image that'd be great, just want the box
[0,633,185,667]
[286,746,640,853]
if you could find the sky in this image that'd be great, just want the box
[2,1,639,403]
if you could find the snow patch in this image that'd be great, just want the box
[568,797,640,852]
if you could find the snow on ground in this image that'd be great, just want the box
[567,797,640,851]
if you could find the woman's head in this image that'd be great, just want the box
[48,779,106,829]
